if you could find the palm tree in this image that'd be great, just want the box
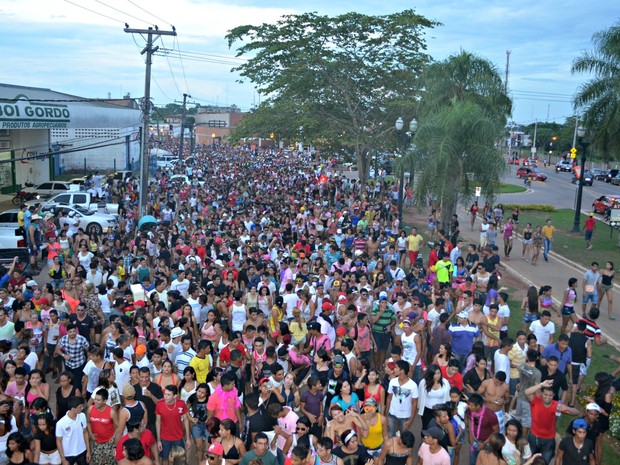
[412,51,512,228]
[572,21,620,163]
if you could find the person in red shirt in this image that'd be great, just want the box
[524,379,580,464]
[218,331,247,366]
[87,389,118,465]
[155,385,191,465]
[115,421,158,463]
[440,360,464,390]
[584,213,596,249]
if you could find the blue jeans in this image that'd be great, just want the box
[528,433,556,464]
[543,238,552,258]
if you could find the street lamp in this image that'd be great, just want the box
[571,126,589,232]
[395,117,418,224]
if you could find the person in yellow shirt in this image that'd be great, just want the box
[406,227,424,267]
[541,219,555,262]
[189,340,211,383]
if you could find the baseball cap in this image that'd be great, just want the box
[207,442,224,456]
[457,311,469,319]
[586,403,601,412]
[379,291,388,301]
[364,397,377,406]
[336,327,347,337]
[60,312,70,319]
[333,355,345,366]
[338,295,347,303]
[322,301,334,311]
[26,280,38,287]
[134,300,146,308]
[572,418,588,430]
[259,377,270,385]
[422,427,444,440]
[122,384,136,398]
[135,344,147,356]
[38,298,49,306]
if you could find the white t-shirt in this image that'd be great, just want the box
[387,377,419,419]
[282,293,300,319]
[55,412,88,457]
[494,351,510,378]
[529,320,556,348]
[114,359,132,393]
[401,332,421,366]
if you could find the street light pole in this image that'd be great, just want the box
[395,117,417,225]
[571,127,589,232]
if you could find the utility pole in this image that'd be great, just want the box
[504,50,511,95]
[125,25,176,218]
[178,93,191,160]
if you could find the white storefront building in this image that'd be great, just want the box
[0,83,141,194]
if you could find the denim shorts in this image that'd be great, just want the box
[583,293,598,304]
[159,439,184,458]
[561,306,575,316]
[191,422,209,440]
[523,313,540,324]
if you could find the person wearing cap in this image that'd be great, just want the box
[115,383,147,444]
[359,397,387,456]
[449,311,481,370]
[557,417,595,465]
[317,301,336,347]
[524,379,579,464]
[370,293,395,372]
[27,212,43,271]
[418,426,450,465]
[87,388,118,465]
[204,441,225,465]
[564,403,602,463]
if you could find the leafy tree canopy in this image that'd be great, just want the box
[226,10,438,185]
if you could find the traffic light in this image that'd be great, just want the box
[570,147,577,159]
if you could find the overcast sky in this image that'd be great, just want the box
[0,0,616,125]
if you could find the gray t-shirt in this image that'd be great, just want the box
[583,270,601,288]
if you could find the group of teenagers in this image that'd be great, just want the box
[0,145,614,465]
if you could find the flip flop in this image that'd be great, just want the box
[610,316,616,320]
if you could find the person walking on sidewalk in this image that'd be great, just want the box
[599,261,615,320]
[582,263,601,317]
[541,219,555,262]
[584,213,596,249]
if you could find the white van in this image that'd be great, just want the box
[156,154,179,168]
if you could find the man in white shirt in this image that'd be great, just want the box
[493,338,513,379]
[56,396,90,465]
[175,335,196,374]
[113,347,132,396]
[170,270,190,298]
[386,359,419,437]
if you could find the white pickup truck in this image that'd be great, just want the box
[27,192,119,215]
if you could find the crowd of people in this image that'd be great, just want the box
[0,144,616,465]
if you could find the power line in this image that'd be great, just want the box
[126,0,173,27]
[63,0,126,24]
[173,35,190,95]
[159,36,183,97]
[93,0,150,26]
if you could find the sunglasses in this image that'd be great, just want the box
[296,427,308,431]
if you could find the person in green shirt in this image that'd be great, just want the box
[434,255,453,288]
[371,293,396,371]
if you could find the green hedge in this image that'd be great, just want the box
[501,204,557,212]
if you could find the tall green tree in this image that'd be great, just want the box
[413,51,512,227]
[226,10,438,187]
[572,21,620,163]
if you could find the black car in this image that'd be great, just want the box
[572,170,593,186]
[591,168,607,180]
[606,169,620,183]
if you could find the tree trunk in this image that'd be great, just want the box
[440,175,460,231]
[356,144,368,192]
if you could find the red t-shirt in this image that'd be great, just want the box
[440,366,464,390]
[529,395,557,439]
[219,344,247,365]
[585,217,596,232]
[115,429,156,460]
[155,399,188,441]
[89,405,115,444]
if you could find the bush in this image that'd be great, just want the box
[501,204,557,212]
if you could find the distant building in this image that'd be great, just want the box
[0,83,140,193]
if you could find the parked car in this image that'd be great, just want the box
[523,158,538,167]
[26,192,118,215]
[169,175,206,187]
[508,157,521,165]
[0,209,28,250]
[606,169,620,183]
[591,168,608,181]
[555,160,573,172]
[23,181,80,198]
[107,171,133,181]
[572,170,593,186]
[611,174,620,186]
[516,167,547,181]
[592,195,620,214]
[39,204,118,235]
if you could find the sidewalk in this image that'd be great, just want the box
[405,207,620,349]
